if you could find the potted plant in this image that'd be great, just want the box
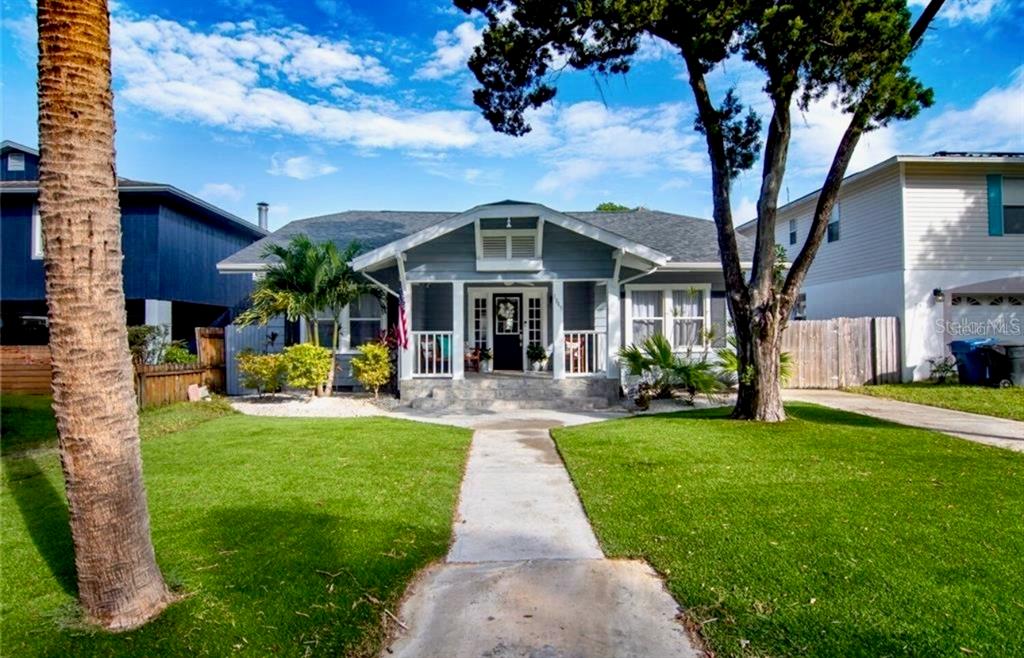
[527,343,548,372]
[479,347,493,373]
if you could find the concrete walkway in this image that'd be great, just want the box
[383,415,702,658]
[784,389,1024,452]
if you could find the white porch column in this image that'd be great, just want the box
[606,279,621,379]
[144,299,172,338]
[552,280,565,379]
[400,281,414,380]
[452,281,465,380]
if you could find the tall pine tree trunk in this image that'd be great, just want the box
[38,0,173,630]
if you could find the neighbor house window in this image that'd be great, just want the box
[31,204,43,259]
[630,290,663,343]
[1003,178,1024,234]
[826,204,840,242]
[7,152,25,172]
[627,285,713,350]
[788,219,797,245]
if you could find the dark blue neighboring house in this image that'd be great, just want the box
[1,140,268,348]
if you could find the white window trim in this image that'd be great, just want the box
[8,152,25,172]
[624,284,713,351]
[314,294,387,354]
[31,204,43,260]
[467,286,547,372]
[474,221,544,272]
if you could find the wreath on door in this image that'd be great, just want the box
[497,301,517,334]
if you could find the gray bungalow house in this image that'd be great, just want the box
[218,201,752,405]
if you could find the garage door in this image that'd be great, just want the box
[950,294,1022,343]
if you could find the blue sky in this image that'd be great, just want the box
[2,0,1022,230]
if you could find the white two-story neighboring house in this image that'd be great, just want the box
[738,152,1024,381]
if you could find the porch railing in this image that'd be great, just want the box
[564,330,606,376]
[412,331,453,377]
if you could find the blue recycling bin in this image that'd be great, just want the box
[949,337,997,385]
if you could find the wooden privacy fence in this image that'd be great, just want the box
[136,328,226,407]
[0,345,52,394]
[1,328,227,407]
[782,317,901,389]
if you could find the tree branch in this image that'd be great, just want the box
[781,0,946,308]
[681,53,748,308]
[750,93,793,297]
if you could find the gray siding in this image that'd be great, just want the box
[225,318,286,395]
[403,222,616,281]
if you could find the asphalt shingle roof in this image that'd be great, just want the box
[218,207,755,267]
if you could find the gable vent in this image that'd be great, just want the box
[481,235,507,259]
[510,234,536,258]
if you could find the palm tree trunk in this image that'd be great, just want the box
[37,0,173,630]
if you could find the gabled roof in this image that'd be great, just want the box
[0,140,38,156]
[218,202,755,272]
[349,202,671,272]
[0,177,267,239]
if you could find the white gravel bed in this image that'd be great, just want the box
[230,393,390,418]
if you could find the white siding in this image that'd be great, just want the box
[776,166,904,285]
[902,163,1024,270]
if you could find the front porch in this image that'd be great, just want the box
[399,280,621,384]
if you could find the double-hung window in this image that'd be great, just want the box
[671,290,705,347]
[630,290,663,343]
[348,293,385,349]
[627,285,714,350]
[826,204,841,243]
[314,293,386,352]
[1003,178,1024,234]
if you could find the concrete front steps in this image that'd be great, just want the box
[402,375,620,412]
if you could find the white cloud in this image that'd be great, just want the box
[908,0,1003,24]
[534,101,706,197]
[414,21,482,80]
[268,154,339,180]
[199,182,245,201]
[919,67,1024,152]
[107,13,492,151]
[787,91,901,178]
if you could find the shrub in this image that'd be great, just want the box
[282,343,333,395]
[162,344,197,365]
[351,341,393,398]
[526,343,548,363]
[926,355,958,384]
[237,350,286,396]
[619,333,723,403]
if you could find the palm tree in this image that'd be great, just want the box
[237,235,379,394]
[37,0,172,630]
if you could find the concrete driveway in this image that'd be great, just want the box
[784,389,1024,452]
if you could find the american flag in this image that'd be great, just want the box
[396,287,409,350]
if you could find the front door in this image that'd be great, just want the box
[492,293,523,370]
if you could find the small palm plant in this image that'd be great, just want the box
[619,334,723,403]
[715,335,793,386]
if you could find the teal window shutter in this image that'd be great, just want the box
[987,174,1003,236]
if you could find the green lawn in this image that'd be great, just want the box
[1,395,471,657]
[846,383,1024,422]
[554,405,1024,657]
